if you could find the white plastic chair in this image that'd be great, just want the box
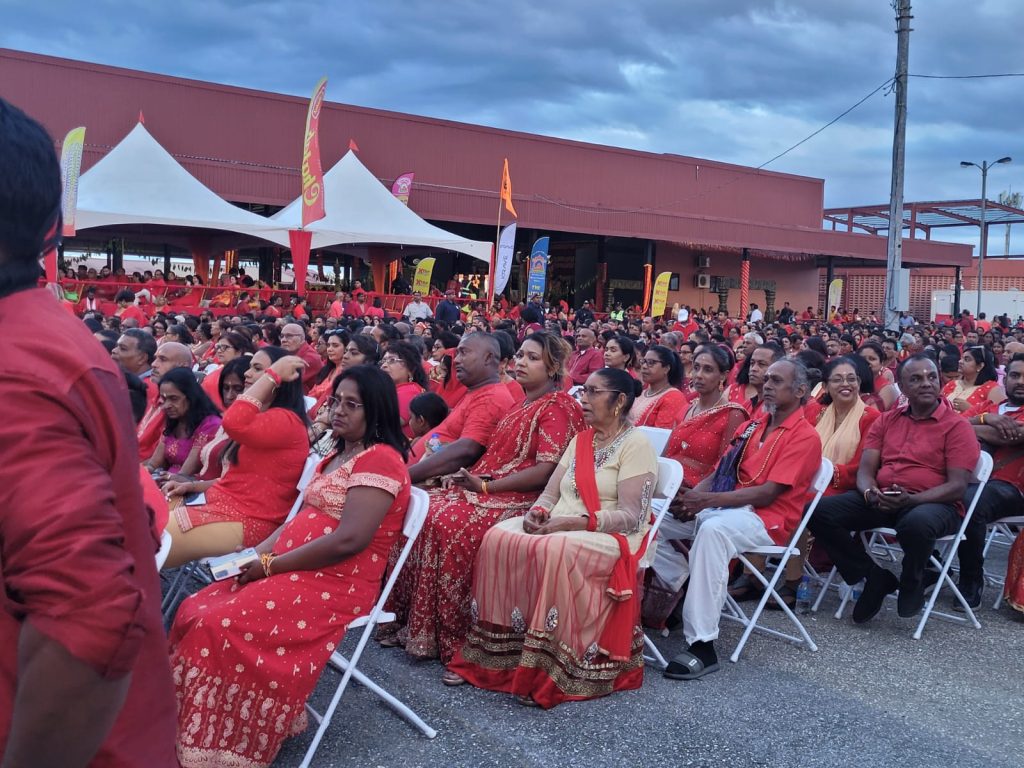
[155,529,173,570]
[827,452,993,638]
[303,394,317,412]
[299,486,435,768]
[986,515,1024,608]
[639,426,672,457]
[640,457,684,669]
[720,458,833,663]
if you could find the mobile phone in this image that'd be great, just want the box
[207,548,260,580]
[881,490,901,496]
[184,491,207,506]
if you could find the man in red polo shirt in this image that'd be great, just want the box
[0,97,177,766]
[662,358,822,680]
[279,321,322,391]
[566,327,603,386]
[957,355,1024,607]
[810,354,980,623]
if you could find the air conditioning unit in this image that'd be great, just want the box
[695,254,711,270]
[694,274,711,289]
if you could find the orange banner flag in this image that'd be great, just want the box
[301,76,328,227]
[500,158,517,218]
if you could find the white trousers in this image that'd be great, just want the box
[680,506,773,645]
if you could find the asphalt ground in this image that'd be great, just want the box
[263,544,1023,768]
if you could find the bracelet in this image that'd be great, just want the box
[260,552,277,577]
[980,412,986,425]
[480,480,489,495]
[264,368,283,387]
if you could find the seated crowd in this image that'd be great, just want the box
[75,278,1023,766]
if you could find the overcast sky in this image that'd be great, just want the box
[2,0,1022,252]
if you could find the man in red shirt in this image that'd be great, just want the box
[279,321,322,391]
[113,288,148,327]
[958,355,1024,607]
[810,355,980,622]
[662,358,822,680]
[0,97,177,766]
[408,332,516,478]
[566,327,603,386]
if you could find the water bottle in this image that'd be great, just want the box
[426,433,443,455]
[796,575,812,614]
[851,579,863,602]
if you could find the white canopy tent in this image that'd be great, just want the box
[271,151,492,263]
[74,123,291,243]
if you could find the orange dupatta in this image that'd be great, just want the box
[574,428,652,661]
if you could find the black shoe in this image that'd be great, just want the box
[953,580,983,612]
[853,568,898,623]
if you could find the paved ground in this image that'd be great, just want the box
[269,548,1023,768]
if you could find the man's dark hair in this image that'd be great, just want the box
[123,328,157,364]
[897,352,938,384]
[0,99,61,298]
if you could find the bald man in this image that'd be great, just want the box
[408,332,517,481]
[279,322,322,390]
[137,342,193,461]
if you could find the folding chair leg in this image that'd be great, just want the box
[913,553,981,640]
[729,555,817,663]
[327,653,437,739]
[642,633,669,669]
[811,567,837,613]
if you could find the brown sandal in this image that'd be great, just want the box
[441,670,466,686]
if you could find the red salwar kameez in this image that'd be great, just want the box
[379,391,584,663]
[170,445,410,768]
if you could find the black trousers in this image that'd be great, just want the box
[809,491,961,592]
[958,480,1024,583]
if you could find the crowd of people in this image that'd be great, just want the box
[3,97,1023,768]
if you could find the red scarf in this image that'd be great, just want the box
[575,428,652,661]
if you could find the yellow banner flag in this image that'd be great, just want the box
[60,126,86,237]
[413,257,436,295]
[651,271,672,317]
[827,278,843,320]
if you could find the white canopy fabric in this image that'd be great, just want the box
[75,123,290,243]
[272,151,492,262]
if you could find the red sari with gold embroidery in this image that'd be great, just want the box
[169,445,410,768]
[1006,532,1024,614]
[664,400,749,488]
[379,391,584,663]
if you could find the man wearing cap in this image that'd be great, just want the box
[575,299,595,327]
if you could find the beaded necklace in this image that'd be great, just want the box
[735,420,785,487]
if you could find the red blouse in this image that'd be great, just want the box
[664,401,750,488]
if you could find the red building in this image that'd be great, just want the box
[1,48,971,316]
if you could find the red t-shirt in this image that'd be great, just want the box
[117,303,148,326]
[863,398,980,512]
[410,381,517,462]
[735,406,823,544]
[0,288,177,765]
[972,400,1024,490]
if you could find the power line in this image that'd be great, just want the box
[909,72,1024,79]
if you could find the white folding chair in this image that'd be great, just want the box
[986,516,1024,608]
[162,450,321,620]
[299,486,435,768]
[639,426,672,457]
[829,452,993,638]
[721,458,833,663]
[155,529,173,570]
[640,457,684,669]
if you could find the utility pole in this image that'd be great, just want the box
[884,0,912,331]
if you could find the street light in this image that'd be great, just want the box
[961,156,1012,318]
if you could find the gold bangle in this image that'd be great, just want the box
[260,552,276,578]
[980,412,986,425]
[480,480,489,495]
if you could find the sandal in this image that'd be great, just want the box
[441,670,466,687]
[727,575,764,602]
[765,583,798,611]
[378,637,402,648]
[663,651,720,681]
[515,694,540,707]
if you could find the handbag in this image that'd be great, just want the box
[708,421,760,493]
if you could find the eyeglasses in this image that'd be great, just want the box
[380,356,405,366]
[214,343,234,352]
[326,396,364,413]
[579,386,618,398]
[640,358,663,367]
[280,332,304,340]
[827,375,859,386]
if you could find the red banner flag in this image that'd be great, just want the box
[391,172,414,205]
[289,229,313,297]
[500,158,517,218]
[348,138,360,152]
[301,76,328,227]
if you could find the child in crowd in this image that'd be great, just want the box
[406,392,449,461]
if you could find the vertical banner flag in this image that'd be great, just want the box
[413,257,436,295]
[526,237,550,298]
[60,126,86,238]
[827,278,844,319]
[392,172,414,205]
[641,264,653,313]
[500,158,517,218]
[301,76,328,227]
[651,271,672,318]
[739,260,750,320]
[289,229,313,297]
[494,222,517,294]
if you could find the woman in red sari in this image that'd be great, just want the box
[309,334,378,454]
[379,332,584,670]
[663,345,748,488]
[169,365,411,768]
[447,368,658,707]
[630,344,688,428]
[1006,533,1024,614]
[380,340,429,438]
[945,346,1005,416]
[162,347,310,568]
[858,341,898,410]
[305,330,349,419]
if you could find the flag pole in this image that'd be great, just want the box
[489,183,502,309]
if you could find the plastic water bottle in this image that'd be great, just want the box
[796,575,812,614]
[426,433,444,455]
